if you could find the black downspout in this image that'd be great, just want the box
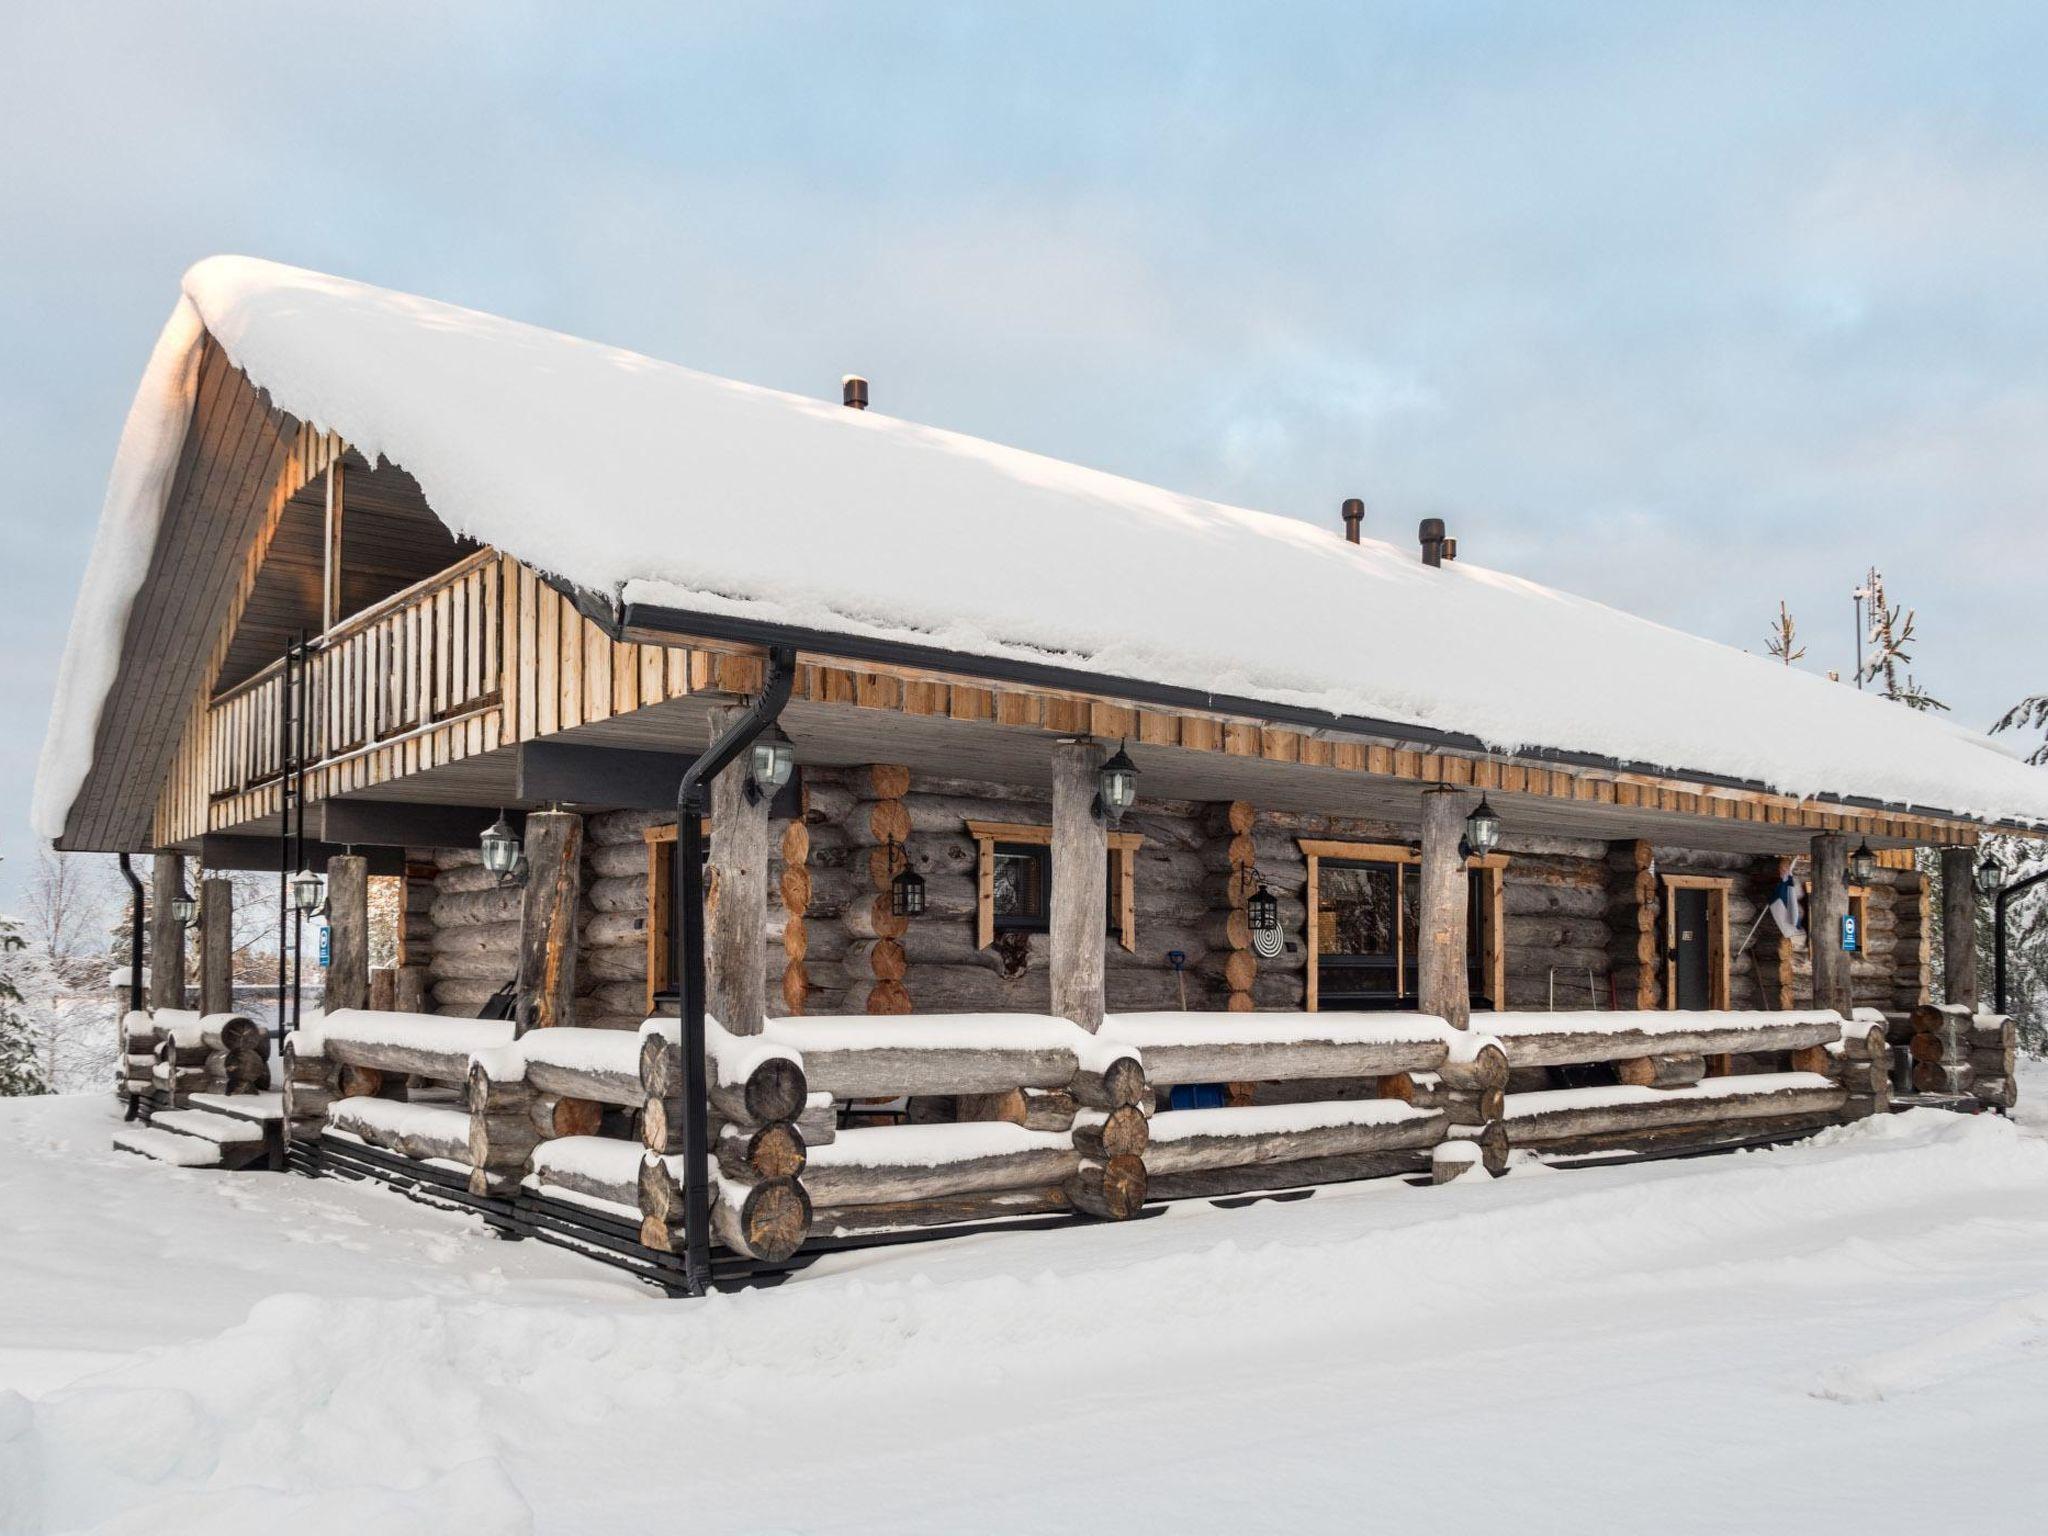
[275,636,294,1050]
[1992,867,2048,1015]
[670,645,798,1296]
[118,853,145,1118]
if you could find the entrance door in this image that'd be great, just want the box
[1672,886,1711,1010]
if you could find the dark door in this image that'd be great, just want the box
[1317,860,1401,1008]
[1673,887,1711,1010]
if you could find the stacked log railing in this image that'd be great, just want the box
[1486,1009,1877,1154]
[1099,1012,1482,1194]
[1902,1002,2016,1110]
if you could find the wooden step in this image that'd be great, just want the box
[112,1126,228,1168]
[150,1109,265,1147]
[185,1091,286,1125]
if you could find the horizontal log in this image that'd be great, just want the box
[804,1139,1079,1207]
[1067,1154,1148,1219]
[1144,1104,1444,1175]
[1146,1147,1428,1201]
[1119,1033,1443,1088]
[1492,1018,1840,1068]
[1506,1076,1847,1145]
[810,1188,1070,1236]
[328,1099,472,1164]
[639,1032,808,1123]
[1615,1054,1707,1088]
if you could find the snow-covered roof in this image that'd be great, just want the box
[34,256,2048,839]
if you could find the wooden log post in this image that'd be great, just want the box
[1810,833,1853,1016]
[708,708,771,1037]
[323,854,370,1015]
[1049,740,1109,1033]
[149,851,187,1011]
[1940,846,1979,1014]
[516,810,583,1033]
[198,875,233,1017]
[1417,788,1470,1031]
[1051,738,1148,1217]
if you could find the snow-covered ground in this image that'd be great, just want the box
[5,1072,2048,1535]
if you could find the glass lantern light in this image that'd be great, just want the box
[888,839,926,918]
[1096,742,1139,824]
[1463,795,1502,858]
[169,880,198,926]
[1850,840,1878,883]
[1975,853,2006,898]
[1246,878,1280,933]
[290,867,324,915]
[480,812,523,880]
[747,722,796,804]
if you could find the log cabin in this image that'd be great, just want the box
[39,257,2048,1292]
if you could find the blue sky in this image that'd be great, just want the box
[3,2,2045,900]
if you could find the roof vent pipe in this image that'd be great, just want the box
[1341,498,1364,543]
[1419,517,1446,567]
[842,375,869,410]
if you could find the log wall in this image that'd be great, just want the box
[409,774,1933,1030]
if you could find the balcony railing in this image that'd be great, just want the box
[207,549,507,799]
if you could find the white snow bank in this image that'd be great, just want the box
[1101,1010,1450,1050]
[510,1026,642,1077]
[1483,1008,1844,1037]
[1506,1070,1839,1119]
[806,1121,1071,1171]
[302,1009,514,1063]
[1148,1099,1439,1143]
[326,1097,472,1142]
[767,1013,1095,1055]
[528,1135,641,1187]
[36,255,2048,842]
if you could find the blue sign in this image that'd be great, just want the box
[1841,913,1859,953]
[318,923,331,967]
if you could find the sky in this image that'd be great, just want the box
[2,1,2046,906]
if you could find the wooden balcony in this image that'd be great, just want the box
[200,548,511,813]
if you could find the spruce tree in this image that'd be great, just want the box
[0,915,50,1097]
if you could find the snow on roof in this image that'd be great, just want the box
[34,256,2048,838]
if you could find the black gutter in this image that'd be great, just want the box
[591,591,2048,838]
[1994,866,2048,1015]
[669,645,798,1296]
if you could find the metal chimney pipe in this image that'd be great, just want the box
[842,375,869,410]
[1419,517,1446,567]
[1341,498,1364,544]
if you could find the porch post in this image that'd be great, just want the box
[1810,833,1853,1014]
[707,706,771,1036]
[199,875,234,1016]
[1050,739,1108,1032]
[149,852,186,1011]
[1939,846,1979,1013]
[1417,787,1470,1030]
[323,854,369,1014]
[516,810,583,1033]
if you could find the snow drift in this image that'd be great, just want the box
[34,255,2048,840]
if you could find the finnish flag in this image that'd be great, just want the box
[1768,873,1804,943]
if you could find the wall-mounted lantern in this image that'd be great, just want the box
[1975,853,2005,898]
[480,812,523,881]
[169,880,197,926]
[1850,840,1878,883]
[747,722,796,804]
[1462,796,1502,859]
[1246,879,1279,933]
[290,867,324,915]
[887,838,926,918]
[1095,742,1139,824]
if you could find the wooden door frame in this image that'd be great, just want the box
[1300,839,1507,1013]
[1660,873,1731,1010]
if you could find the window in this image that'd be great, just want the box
[1300,840,1505,1012]
[966,820,1144,951]
[991,843,1051,932]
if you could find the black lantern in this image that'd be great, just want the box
[290,867,324,915]
[1850,840,1878,883]
[480,812,522,879]
[746,721,796,804]
[169,880,197,926]
[887,838,925,917]
[1975,853,2005,897]
[1096,742,1139,824]
[1246,879,1279,933]
[1463,796,1502,858]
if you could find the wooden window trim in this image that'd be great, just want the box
[1660,873,1732,1011]
[1299,839,1508,1014]
[965,819,1143,952]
